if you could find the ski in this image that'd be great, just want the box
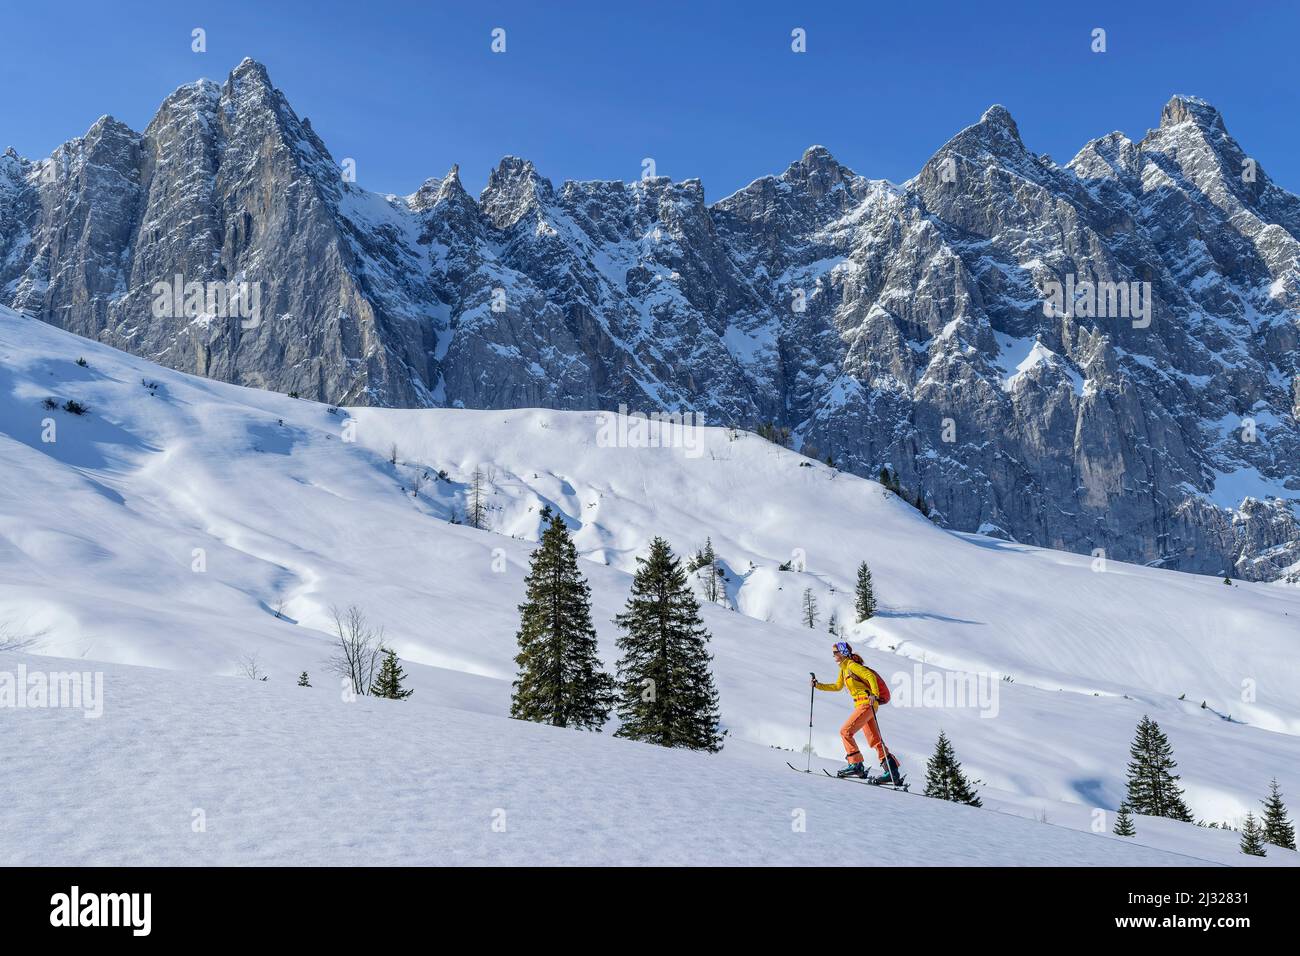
[823,768,863,780]
[785,762,816,774]
[820,768,911,792]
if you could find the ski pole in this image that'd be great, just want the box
[871,695,896,781]
[805,672,816,771]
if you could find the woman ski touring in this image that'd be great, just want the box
[812,641,903,784]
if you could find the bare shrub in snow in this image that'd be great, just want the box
[328,605,385,696]
[236,653,266,680]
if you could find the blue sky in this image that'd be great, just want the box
[2,0,1298,200]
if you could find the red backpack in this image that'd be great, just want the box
[852,659,890,705]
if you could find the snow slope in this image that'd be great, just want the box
[1,649,1256,867]
[1,304,1297,865]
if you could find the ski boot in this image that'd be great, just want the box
[874,753,904,787]
[836,760,868,779]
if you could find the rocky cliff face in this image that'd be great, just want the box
[2,60,440,406]
[3,62,1298,580]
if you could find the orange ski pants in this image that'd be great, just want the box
[840,702,888,765]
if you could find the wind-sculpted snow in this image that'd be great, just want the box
[1,62,1297,580]
[0,305,1298,864]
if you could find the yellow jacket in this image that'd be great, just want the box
[816,659,880,707]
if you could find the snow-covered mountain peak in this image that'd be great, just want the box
[964,103,1030,160]
[979,103,1020,134]
[216,58,330,161]
[228,55,275,88]
[780,143,864,198]
[1067,131,1140,182]
[409,165,472,213]
[4,64,1299,583]
[409,175,444,207]
[480,155,555,228]
[1160,93,1227,132]
[795,143,849,176]
[154,76,222,111]
[915,102,1043,189]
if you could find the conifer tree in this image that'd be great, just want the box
[855,562,877,622]
[1124,715,1193,821]
[1113,803,1136,837]
[510,512,614,729]
[1240,812,1267,857]
[923,731,982,807]
[827,610,839,637]
[297,671,311,687]
[690,537,723,604]
[613,537,723,752]
[1261,777,1295,850]
[370,648,413,700]
[801,587,818,629]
